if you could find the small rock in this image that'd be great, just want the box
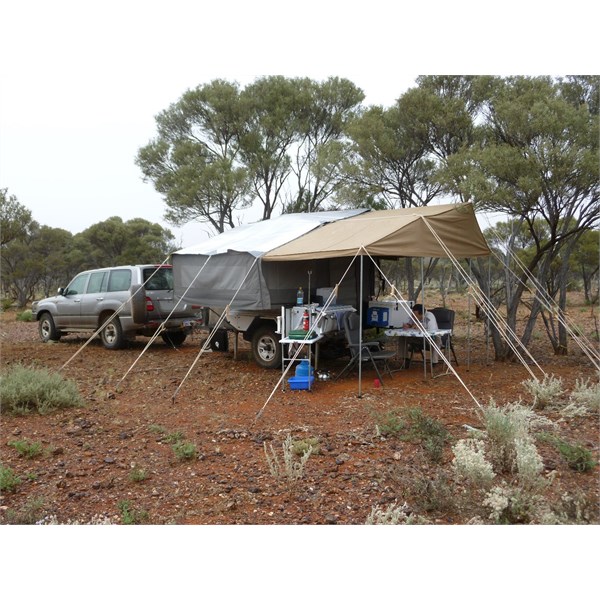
[336,453,351,465]
[324,514,338,524]
[104,457,115,464]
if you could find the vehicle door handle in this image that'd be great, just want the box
[73,299,81,303]
[96,297,104,301]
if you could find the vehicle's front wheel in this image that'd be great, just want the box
[39,313,61,342]
[161,331,187,347]
[251,325,282,369]
[100,315,125,349]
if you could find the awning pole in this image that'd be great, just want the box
[358,254,364,398]
[421,256,426,379]
[468,258,472,370]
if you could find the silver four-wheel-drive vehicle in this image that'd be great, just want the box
[31,264,202,349]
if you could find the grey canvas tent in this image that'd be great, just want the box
[172,203,490,309]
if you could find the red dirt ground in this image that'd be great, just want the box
[1,297,598,526]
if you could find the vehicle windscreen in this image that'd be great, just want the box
[143,268,173,291]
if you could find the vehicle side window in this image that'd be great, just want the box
[87,271,108,294]
[65,273,89,296]
[108,269,132,292]
[144,268,173,291]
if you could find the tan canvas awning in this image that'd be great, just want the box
[263,203,490,261]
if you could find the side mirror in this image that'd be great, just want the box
[58,287,65,296]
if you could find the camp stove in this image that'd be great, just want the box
[284,304,355,336]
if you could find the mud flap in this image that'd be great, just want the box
[210,328,229,351]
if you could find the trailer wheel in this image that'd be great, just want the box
[251,325,282,369]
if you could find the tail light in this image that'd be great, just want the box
[146,297,155,312]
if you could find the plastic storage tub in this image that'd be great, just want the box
[287,375,315,390]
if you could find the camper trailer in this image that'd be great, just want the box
[171,204,490,368]
[172,210,372,368]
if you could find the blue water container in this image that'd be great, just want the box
[295,360,314,377]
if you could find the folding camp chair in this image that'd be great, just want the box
[335,312,395,384]
[430,307,458,365]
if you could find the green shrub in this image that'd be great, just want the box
[554,439,596,473]
[129,467,148,482]
[16,309,33,322]
[4,497,45,524]
[172,440,197,461]
[0,365,83,415]
[292,437,320,456]
[374,410,406,437]
[1,298,13,311]
[148,424,168,436]
[405,407,450,463]
[164,431,184,444]
[118,500,149,524]
[0,464,21,492]
[8,439,43,459]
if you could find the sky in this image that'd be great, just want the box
[2,1,596,251]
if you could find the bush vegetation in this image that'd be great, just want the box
[264,433,313,482]
[4,497,45,524]
[118,500,149,524]
[522,374,564,409]
[172,440,197,461]
[0,365,83,414]
[0,464,21,492]
[374,407,449,463]
[8,439,43,459]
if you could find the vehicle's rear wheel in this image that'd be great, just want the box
[251,325,282,369]
[161,331,187,347]
[39,313,61,342]
[100,314,125,349]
